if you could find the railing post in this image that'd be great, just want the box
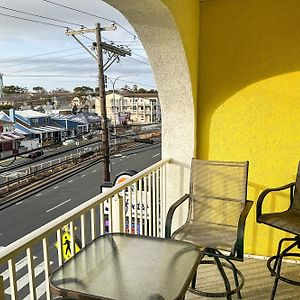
[0,275,4,300]
[112,194,124,233]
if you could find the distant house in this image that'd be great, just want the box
[8,109,66,150]
[0,112,24,158]
[52,112,101,138]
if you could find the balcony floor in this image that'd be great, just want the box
[185,256,300,299]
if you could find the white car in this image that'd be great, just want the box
[62,139,75,146]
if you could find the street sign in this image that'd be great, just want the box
[55,228,81,261]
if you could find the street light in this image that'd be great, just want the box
[106,74,138,127]
[106,74,138,147]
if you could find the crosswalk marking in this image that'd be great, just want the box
[0,256,36,281]
[24,280,48,300]
[5,260,53,294]
[1,255,54,299]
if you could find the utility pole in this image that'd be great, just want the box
[65,24,131,183]
[95,23,110,181]
[0,73,3,98]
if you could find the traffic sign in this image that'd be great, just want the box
[55,230,81,261]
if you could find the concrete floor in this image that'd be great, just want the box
[185,256,300,299]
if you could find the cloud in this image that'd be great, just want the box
[0,0,155,91]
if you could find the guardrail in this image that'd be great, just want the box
[0,159,171,300]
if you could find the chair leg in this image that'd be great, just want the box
[191,269,197,289]
[227,259,242,299]
[269,238,299,300]
[270,254,283,300]
[272,238,286,276]
[214,256,232,300]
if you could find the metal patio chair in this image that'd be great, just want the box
[257,162,300,299]
[165,159,253,299]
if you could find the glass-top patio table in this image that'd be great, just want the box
[49,233,202,300]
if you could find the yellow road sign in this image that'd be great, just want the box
[55,231,81,261]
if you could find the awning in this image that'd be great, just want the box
[0,132,24,142]
[31,126,66,133]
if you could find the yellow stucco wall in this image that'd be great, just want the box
[163,0,300,256]
[161,0,200,139]
[197,0,300,256]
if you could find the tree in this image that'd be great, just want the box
[137,88,147,93]
[51,88,69,94]
[121,84,130,92]
[132,84,138,92]
[73,86,94,95]
[2,85,28,95]
[32,86,46,94]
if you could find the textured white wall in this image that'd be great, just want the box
[104,0,194,164]
[103,0,194,222]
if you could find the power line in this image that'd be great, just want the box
[0,47,84,64]
[0,50,87,68]
[131,52,148,61]
[0,5,83,27]
[4,74,97,78]
[126,56,150,66]
[41,0,139,40]
[107,77,156,89]
[7,52,92,74]
[0,11,66,28]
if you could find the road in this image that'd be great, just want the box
[0,143,161,300]
[0,143,161,247]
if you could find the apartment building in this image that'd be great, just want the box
[96,91,161,125]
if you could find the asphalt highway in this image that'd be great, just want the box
[0,144,161,247]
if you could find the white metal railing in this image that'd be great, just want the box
[0,158,178,300]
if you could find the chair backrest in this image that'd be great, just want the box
[292,162,300,210]
[190,159,249,228]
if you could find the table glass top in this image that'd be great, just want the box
[50,233,201,300]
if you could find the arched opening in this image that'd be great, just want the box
[104,0,195,164]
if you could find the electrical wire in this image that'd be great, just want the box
[8,52,92,74]
[126,56,150,66]
[4,74,97,78]
[131,52,148,61]
[112,78,156,89]
[0,47,83,64]
[0,5,84,27]
[41,0,139,40]
[0,156,16,167]
[2,50,88,69]
[0,11,66,28]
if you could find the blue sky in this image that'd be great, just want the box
[0,0,156,92]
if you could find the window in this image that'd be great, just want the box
[31,118,38,125]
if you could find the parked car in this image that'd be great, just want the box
[62,139,76,146]
[27,150,44,159]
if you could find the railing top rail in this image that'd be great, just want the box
[0,158,171,263]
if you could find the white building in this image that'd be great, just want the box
[96,91,161,125]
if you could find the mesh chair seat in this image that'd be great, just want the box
[258,209,300,236]
[173,220,237,253]
[165,159,253,299]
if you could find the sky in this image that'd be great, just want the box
[0,0,156,92]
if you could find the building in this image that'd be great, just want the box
[52,112,101,138]
[96,91,161,125]
[0,112,24,158]
[9,109,66,149]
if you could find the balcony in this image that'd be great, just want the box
[0,159,299,299]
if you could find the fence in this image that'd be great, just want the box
[0,159,171,300]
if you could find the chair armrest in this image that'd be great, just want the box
[236,200,253,260]
[256,182,295,222]
[165,194,190,239]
